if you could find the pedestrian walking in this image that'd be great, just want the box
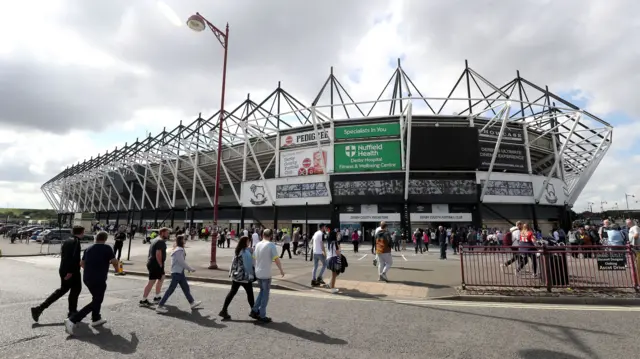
[392,231,400,251]
[114,229,126,261]
[31,225,84,322]
[326,232,344,294]
[139,228,169,306]
[64,231,119,335]
[375,222,393,282]
[155,235,201,313]
[292,229,300,255]
[280,230,292,259]
[414,228,423,254]
[311,224,327,287]
[437,226,447,260]
[516,223,538,276]
[251,229,285,323]
[351,230,360,253]
[423,231,429,252]
[219,236,255,320]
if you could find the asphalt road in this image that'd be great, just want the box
[2,257,639,359]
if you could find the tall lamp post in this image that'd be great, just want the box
[186,13,229,270]
[600,201,607,213]
[587,201,594,213]
[625,193,635,210]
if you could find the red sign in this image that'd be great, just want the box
[284,136,293,146]
[302,158,311,168]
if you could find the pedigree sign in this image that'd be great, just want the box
[280,129,332,148]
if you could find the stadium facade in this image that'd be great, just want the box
[41,60,613,236]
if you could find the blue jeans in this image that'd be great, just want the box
[159,272,194,306]
[312,254,327,280]
[252,278,272,318]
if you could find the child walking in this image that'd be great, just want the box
[155,235,202,313]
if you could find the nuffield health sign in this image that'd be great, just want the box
[334,140,401,173]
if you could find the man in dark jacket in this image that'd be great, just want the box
[31,226,84,322]
[438,226,447,260]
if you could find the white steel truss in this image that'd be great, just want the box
[41,60,612,214]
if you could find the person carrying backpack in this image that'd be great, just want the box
[556,227,567,244]
[219,236,255,320]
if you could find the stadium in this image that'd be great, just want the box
[40,59,613,238]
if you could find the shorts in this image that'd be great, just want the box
[146,262,165,280]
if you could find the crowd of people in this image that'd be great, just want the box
[28,221,396,334]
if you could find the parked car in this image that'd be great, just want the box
[0,224,19,235]
[42,228,72,243]
[30,230,44,241]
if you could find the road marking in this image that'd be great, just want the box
[358,254,368,260]
[401,254,407,261]
[394,299,640,312]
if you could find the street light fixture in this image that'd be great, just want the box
[625,193,635,210]
[587,201,594,213]
[600,201,607,212]
[187,12,230,270]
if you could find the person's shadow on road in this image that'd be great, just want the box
[519,349,583,359]
[68,325,138,354]
[258,321,347,345]
[160,305,227,329]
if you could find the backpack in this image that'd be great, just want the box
[229,253,250,282]
[557,229,566,242]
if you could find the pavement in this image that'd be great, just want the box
[106,238,462,299]
[5,237,461,299]
[2,257,640,358]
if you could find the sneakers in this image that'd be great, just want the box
[249,311,260,320]
[153,296,162,302]
[331,288,339,294]
[219,310,231,320]
[381,273,389,282]
[311,279,318,287]
[317,277,326,285]
[190,301,202,310]
[64,318,75,335]
[139,299,152,307]
[91,319,107,327]
[256,316,272,324]
[30,307,41,323]
[155,305,168,314]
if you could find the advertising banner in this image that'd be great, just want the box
[280,129,331,148]
[476,172,569,206]
[478,125,524,143]
[334,140,401,173]
[479,142,527,172]
[241,175,330,207]
[279,146,333,177]
[335,122,401,140]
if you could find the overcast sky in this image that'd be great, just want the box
[1,0,638,212]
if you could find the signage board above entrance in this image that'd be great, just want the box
[410,213,472,222]
[335,122,401,140]
[334,140,402,173]
[280,129,332,148]
[339,213,401,222]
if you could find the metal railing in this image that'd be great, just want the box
[460,245,640,292]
